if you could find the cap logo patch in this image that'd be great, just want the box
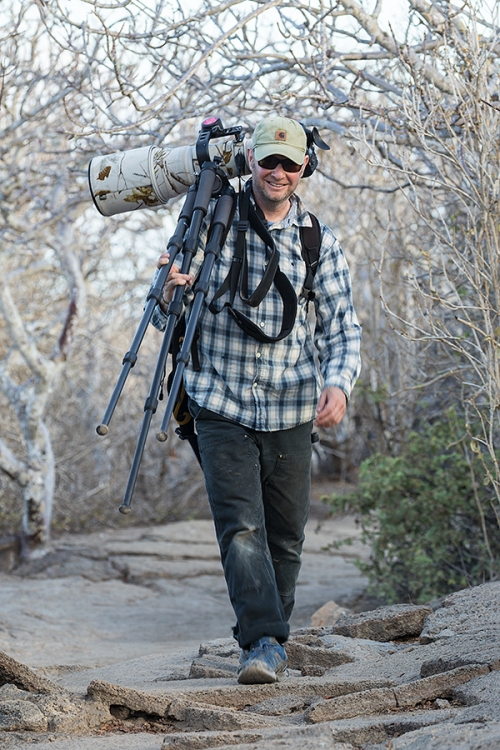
[275,130,287,141]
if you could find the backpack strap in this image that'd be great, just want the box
[209,185,279,313]
[209,182,298,344]
[299,212,321,305]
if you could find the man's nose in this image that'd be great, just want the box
[270,163,287,178]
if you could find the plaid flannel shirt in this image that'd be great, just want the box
[151,192,361,431]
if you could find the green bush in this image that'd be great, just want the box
[327,416,500,604]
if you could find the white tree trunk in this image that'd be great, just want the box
[20,422,55,556]
[0,214,84,558]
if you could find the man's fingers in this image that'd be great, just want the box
[157,252,170,268]
[161,271,194,306]
[315,387,347,428]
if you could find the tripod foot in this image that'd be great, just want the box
[96,424,109,436]
[156,430,168,442]
[119,504,131,515]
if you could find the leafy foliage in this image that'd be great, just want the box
[327,415,500,604]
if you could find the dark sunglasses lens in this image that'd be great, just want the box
[258,156,302,173]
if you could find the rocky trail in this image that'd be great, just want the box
[0,500,499,749]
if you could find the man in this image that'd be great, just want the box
[153,116,361,684]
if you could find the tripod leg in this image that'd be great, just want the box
[117,278,187,514]
[156,187,235,442]
[118,164,228,514]
[96,186,197,435]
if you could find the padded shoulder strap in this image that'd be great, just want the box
[299,212,321,302]
[209,182,298,343]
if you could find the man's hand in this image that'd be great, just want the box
[157,251,194,312]
[314,386,347,428]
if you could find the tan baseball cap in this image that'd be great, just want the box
[252,116,307,165]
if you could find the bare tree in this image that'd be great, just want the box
[0,5,91,554]
[2,0,500,552]
[0,0,213,552]
[327,2,500,512]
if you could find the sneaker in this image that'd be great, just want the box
[237,636,288,684]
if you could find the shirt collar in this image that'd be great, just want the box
[247,188,313,230]
[270,194,312,230]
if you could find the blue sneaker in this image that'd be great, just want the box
[237,637,288,684]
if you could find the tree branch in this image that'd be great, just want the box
[0,278,52,382]
[0,438,29,486]
[336,0,463,96]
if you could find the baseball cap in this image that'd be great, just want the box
[252,116,307,165]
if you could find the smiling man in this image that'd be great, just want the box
[153,115,361,685]
[248,120,308,218]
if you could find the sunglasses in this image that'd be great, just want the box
[257,155,303,173]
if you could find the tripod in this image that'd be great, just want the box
[97,123,240,514]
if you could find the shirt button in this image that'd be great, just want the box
[256,352,261,359]
[260,321,265,328]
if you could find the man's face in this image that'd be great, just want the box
[248,149,308,211]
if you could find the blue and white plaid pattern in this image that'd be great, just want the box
[151,193,361,431]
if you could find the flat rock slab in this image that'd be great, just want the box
[0,574,235,667]
[0,735,164,750]
[387,720,500,749]
[86,674,395,713]
[420,581,500,643]
[453,668,500,708]
[159,709,459,750]
[163,732,357,750]
[305,664,489,723]
[0,700,48,732]
[0,651,57,694]
[333,603,433,641]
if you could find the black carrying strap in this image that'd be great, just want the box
[209,186,277,311]
[299,212,321,305]
[238,187,280,307]
[209,182,298,343]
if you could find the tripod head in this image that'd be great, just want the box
[196,116,244,166]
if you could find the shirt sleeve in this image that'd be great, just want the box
[313,224,362,399]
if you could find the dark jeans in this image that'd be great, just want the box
[189,400,313,649]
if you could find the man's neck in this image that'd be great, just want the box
[253,194,292,223]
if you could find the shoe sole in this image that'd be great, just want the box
[237,659,287,685]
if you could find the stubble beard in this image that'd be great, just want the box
[251,173,294,214]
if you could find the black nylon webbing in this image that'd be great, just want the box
[209,182,298,343]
